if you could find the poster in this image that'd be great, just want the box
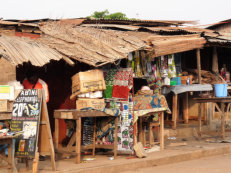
[11,89,41,158]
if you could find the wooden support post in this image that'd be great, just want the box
[76,118,81,164]
[196,49,201,84]
[93,117,96,157]
[25,158,29,170]
[8,140,12,173]
[160,112,164,150]
[149,123,153,147]
[32,152,39,173]
[204,103,208,125]
[198,103,202,140]
[183,92,189,124]
[143,122,146,147]
[114,116,118,158]
[221,103,225,140]
[172,94,178,129]
[212,47,219,73]
[55,119,59,150]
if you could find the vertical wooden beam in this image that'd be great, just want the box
[196,49,202,84]
[8,140,12,173]
[183,92,189,124]
[198,103,202,140]
[54,119,59,150]
[172,94,178,130]
[114,116,118,158]
[76,118,81,164]
[212,47,219,73]
[160,112,164,150]
[149,123,154,147]
[221,103,225,140]
[92,117,96,157]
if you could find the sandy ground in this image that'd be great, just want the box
[122,153,231,173]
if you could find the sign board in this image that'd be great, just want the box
[11,89,42,158]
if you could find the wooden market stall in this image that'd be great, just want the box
[1,17,230,170]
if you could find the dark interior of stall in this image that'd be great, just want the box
[16,60,92,133]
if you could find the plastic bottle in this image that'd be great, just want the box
[186,77,190,85]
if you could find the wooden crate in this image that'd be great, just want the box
[71,69,106,97]
[76,98,105,110]
[0,100,13,112]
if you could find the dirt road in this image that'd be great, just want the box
[122,153,231,173]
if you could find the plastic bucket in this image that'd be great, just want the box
[214,84,228,97]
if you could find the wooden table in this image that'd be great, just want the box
[170,84,213,129]
[54,109,118,164]
[0,135,17,173]
[194,97,231,140]
[138,111,165,150]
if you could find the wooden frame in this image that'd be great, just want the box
[138,111,165,150]
[54,109,118,164]
[194,97,231,140]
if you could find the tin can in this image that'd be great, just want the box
[19,140,25,152]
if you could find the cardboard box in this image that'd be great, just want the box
[71,69,106,97]
[0,100,14,112]
[0,85,14,100]
[76,98,105,110]
[181,75,193,85]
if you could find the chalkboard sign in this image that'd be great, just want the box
[11,89,42,158]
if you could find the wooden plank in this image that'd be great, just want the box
[172,94,178,129]
[54,109,114,119]
[76,118,81,164]
[32,152,39,173]
[196,49,201,84]
[183,92,189,124]
[38,91,56,171]
[0,112,12,120]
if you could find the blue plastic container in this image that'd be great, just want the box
[214,84,228,97]
[172,77,181,85]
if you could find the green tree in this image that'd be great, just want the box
[88,10,128,20]
[91,10,109,19]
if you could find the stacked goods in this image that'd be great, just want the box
[82,118,94,146]
[71,69,106,110]
[71,69,106,100]
[0,85,14,112]
[185,69,223,84]
[0,81,23,112]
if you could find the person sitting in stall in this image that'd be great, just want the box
[22,68,49,161]
[23,68,49,103]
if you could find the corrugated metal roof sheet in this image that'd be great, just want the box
[82,19,198,26]
[0,35,72,66]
